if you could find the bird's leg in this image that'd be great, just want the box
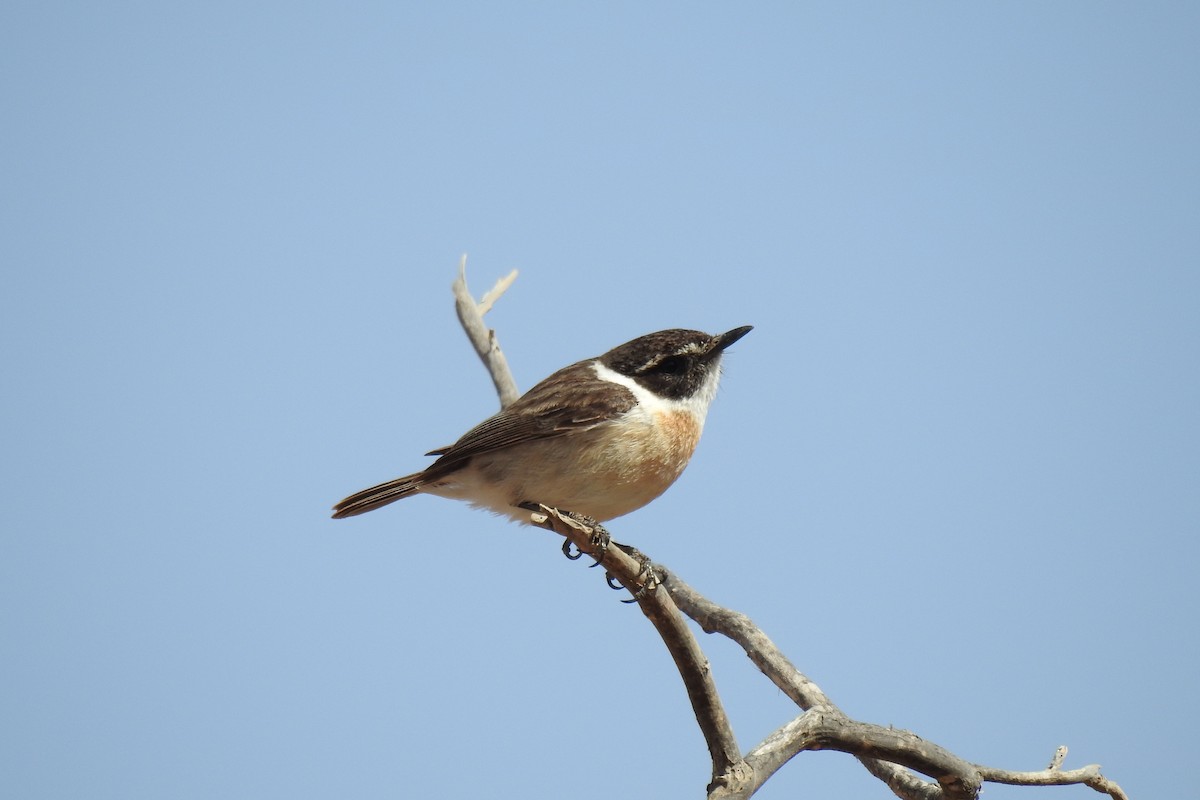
[518,502,611,565]
[563,510,612,565]
[519,503,656,601]
[603,542,660,603]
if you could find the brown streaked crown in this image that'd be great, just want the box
[599,326,752,400]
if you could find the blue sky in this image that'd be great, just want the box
[2,4,1196,799]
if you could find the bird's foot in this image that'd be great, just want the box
[569,511,611,566]
[519,503,610,566]
[604,543,660,603]
[519,503,656,601]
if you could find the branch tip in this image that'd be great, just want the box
[450,256,521,407]
[478,269,518,315]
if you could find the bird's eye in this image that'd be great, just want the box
[654,355,688,375]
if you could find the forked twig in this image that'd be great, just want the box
[451,254,520,408]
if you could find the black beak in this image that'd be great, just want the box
[709,325,753,354]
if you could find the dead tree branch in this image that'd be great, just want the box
[529,507,752,794]
[448,261,1130,800]
[451,254,520,408]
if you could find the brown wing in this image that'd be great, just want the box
[420,360,635,482]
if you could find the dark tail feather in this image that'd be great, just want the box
[332,472,424,519]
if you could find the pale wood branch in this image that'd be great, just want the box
[726,706,981,800]
[528,507,751,795]
[451,254,520,408]
[977,763,1129,800]
[662,565,1128,800]
[663,567,945,799]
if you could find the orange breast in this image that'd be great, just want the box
[605,408,703,497]
[652,409,703,471]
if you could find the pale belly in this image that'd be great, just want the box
[426,410,702,522]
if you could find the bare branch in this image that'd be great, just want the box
[528,508,751,795]
[728,708,981,800]
[662,565,1129,800]
[1085,774,1133,800]
[978,763,1130,800]
[773,719,947,799]
[477,269,518,316]
[451,254,520,408]
[662,568,939,799]
[662,568,830,708]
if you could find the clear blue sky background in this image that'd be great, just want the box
[3,4,1196,799]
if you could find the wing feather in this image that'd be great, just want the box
[421,360,635,481]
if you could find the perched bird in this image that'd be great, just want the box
[332,326,752,523]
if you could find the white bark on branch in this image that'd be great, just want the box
[447,259,1130,800]
[451,254,520,408]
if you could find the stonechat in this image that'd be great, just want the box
[332,326,752,522]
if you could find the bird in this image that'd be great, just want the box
[332,326,752,523]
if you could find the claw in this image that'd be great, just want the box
[559,510,610,567]
[586,525,611,567]
[530,502,657,603]
[606,571,625,592]
[527,503,590,563]
[618,575,653,603]
[605,551,660,603]
[561,538,584,560]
